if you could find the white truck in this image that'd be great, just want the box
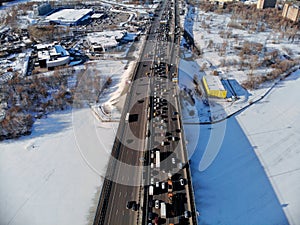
[149,185,154,196]
[155,150,160,168]
[160,202,166,219]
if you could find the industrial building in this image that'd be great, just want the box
[202,76,227,99]
[282,3,300,22]
[45,8,93,26]
[257,0,276,9]
[86,31,127,52]
[36,44,70,69]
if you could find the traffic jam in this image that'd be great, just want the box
[126,0,194,224]
[147,0,191,224]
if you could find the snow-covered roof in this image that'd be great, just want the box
[36,43,52,50]
[91,13,103,19]
[203,75,226,91]
[37,45,70,67]
[87,31,125,49]
[45,9,93,24]
[89,36,118,49]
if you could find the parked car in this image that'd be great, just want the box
[148,211,154,220]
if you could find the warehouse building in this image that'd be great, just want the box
[86,31,126,52]
[45,8,93,26]
[202,76,227,99]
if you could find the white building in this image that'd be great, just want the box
[45,9,93,26]
[36,44,70,69]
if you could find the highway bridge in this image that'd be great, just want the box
[93,0,198,225]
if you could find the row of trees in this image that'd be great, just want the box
[28,25,71,43]
[198,2,299,42]
[242,59,298,89]
[0,71,73,139]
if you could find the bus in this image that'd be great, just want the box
[155,150,160,168]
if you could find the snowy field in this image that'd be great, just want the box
[185,119,289,225]
[237,69,300,225]
[0,108,118,225]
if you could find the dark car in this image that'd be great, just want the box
[126,201,135,209]
[132,202,139,211]
[184,210,192,218]
[149,200,154,208]
[148,212,154,220]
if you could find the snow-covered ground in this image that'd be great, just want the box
[184,71,300,225]
[185,119,289,225]
[237,69,300,225]
[0,56,131,225]
[179,3,300,123]
[180,48,300,225]
[0,108,118,225]
[180,3,300,225]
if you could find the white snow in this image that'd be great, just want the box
[0,38,137,224]
[237,69,300,225]
[0,57,131,225]
[185,117,289,225]
[0,108,118,225]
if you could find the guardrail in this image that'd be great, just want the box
[173,1,198,222]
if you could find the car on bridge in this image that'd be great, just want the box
[126,201,135,209]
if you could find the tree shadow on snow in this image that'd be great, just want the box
[30,110,72,138]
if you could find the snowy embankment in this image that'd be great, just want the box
[183,72,300,225]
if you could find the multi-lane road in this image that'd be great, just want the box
[93,0,198,225]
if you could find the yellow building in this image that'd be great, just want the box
[202,76,227,99]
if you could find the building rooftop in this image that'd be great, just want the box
[45,8,93,24]
[91,13,104,19]
[37,45,69,61]
[87,31,125,49]
[203,75,226,91]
